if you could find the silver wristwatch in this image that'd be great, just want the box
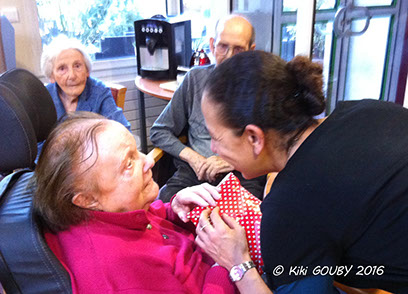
[229,261,256,282]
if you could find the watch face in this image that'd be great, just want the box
[230,265,244,281]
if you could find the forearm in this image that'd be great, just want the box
[150,81,190,157]
[179,147,206,170]
[225,252,273,294]
[150,128,188,158]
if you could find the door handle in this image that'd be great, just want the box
[334,3,371,38]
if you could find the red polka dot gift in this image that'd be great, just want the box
[187,172,264,274]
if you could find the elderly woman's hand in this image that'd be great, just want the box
[171,183,221,222]
[195,207,252,270]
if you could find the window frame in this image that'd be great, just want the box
[271,0,408,112]
[66,0,229,74]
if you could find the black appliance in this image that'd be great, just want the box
[134,15,192,80]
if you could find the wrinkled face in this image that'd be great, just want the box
[51,49,89,99]
[82,122,159,212]
[210,20,254,65]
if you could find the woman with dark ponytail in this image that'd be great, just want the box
[176,51,408,293]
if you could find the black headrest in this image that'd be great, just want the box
[0,68,57,173]
[0,171,72,293]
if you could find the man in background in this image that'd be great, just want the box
[150,15,266,202]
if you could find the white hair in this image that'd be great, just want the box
[41,35,92,80]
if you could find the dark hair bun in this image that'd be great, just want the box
[204,51,326,146]
[286,55,326,116]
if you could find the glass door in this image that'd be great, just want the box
[328,0,406,112]
[231,0,274,52]
[278,0,338,113]
[279,0,407,113]
[233,0,408,113]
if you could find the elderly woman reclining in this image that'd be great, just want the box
[33,112,236,294]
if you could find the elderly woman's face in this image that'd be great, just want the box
[75,121,159,213]
[51,49,89,99]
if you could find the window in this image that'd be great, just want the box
[181,0,229,61]
[233,0,406,111]
[283,0,336,12]
[37,0,229,64]
[36,0,166,61]
[182,1,212,53]
[274,0,403,112]
[280,0,336,63]
[232,0,274,52]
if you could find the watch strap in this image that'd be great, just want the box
[241,260,255,271]
[229,260,256,282]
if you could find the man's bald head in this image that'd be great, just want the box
[210,15,256,65]
[214,15,255,47]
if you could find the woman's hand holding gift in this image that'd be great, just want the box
[195,207,252,270]
[171,183,221,222]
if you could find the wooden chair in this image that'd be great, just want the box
[107,83,127,109]
[147,135,187,162]
[147,135,188,187]
[148,146,165,162]
[334,282,392,294]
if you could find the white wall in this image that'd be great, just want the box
[0,0,42,75]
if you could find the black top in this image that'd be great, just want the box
[261,100,408,293]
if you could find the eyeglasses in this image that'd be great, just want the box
[215,42,247,56]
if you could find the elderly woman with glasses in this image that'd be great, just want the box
[41,35,130,131]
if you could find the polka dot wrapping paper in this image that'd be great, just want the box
[187,172,264,274]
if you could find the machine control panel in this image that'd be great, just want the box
[141,23,163,34]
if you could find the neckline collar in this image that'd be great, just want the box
[90,209,151,230]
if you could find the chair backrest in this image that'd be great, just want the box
[0,68,57,174]
[0,171,71,294]
[149,134,187,187]
[107,83,127,109]
[334,282,392,294]
[0,68,72,293]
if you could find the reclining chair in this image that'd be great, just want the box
[0,68,71,293]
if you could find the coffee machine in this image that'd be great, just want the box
[134,15,192,80]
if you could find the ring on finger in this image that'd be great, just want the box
[200,223,210,231]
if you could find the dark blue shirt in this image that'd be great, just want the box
[36,77,132,160]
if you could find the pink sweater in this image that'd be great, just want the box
[45,201,236,294]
